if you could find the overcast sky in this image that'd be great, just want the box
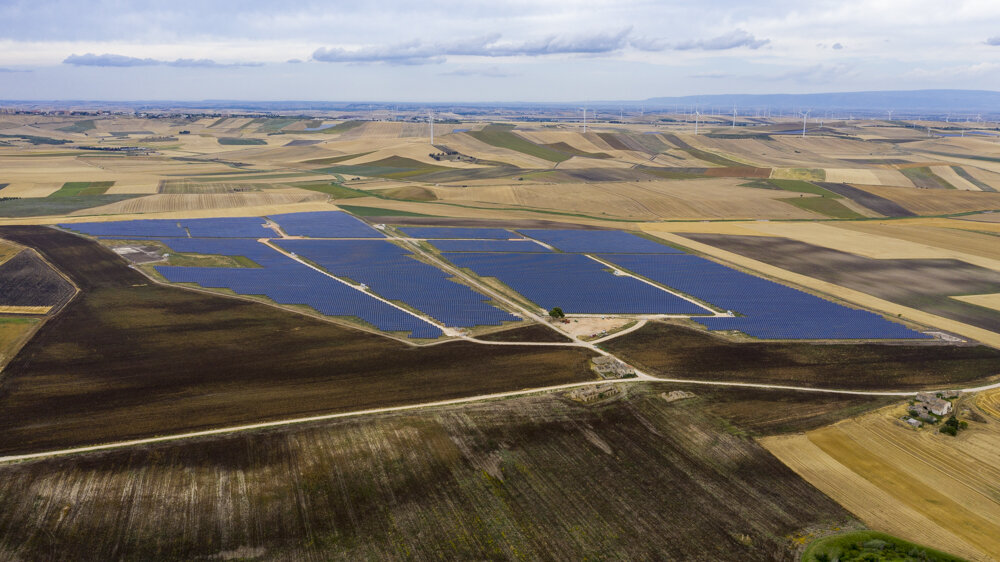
[1,0,998,101]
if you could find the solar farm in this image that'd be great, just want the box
[55,215,930,341]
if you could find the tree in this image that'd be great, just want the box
[548,307,565,319]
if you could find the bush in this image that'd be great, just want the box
[549,307,565,319]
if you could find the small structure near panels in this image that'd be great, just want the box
[591,356,636,379]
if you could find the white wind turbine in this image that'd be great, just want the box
[801,110,810,138]
[732,105,737,129]
[428,110,434,144]
[581,107,588,133]
[694,109,700,135]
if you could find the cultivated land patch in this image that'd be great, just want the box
[0,226,596,455]
[0,385,854,561]
[763,401,1000,561]
[49,181,115,197]
[603,322,1000,391]
[0,249,75,310]
[813,182,917,217]
[0,195,142,218]
[681,233,1000,335]
[466,125,572,163]
[952,293,1000,313]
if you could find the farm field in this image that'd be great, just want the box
[604,322,1000,390]
[0,384,857,561]
[763,397,1000,561]
[0,226,596,454]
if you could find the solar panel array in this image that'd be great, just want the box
[152,238,441,339]
[278,239,517,327]
[601,254,930,340]
[268,211,383,238]
[444,252,708,315]
[183,217,274,238]
[428,239,551,253]
[399,227,520,239]
[517,229,684,254]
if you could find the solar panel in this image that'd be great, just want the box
[268,211,383,238]
[399,227,520,239]
[182,217,274,238]
[516,229,683,254]
[428,239,551,253]
[443,252,708,314]
[600,254,930,340]
[277,239,517,328]
[60,220,189,238]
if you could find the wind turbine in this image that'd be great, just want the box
[801,110,810,138]
[694,109,700,135]
[886,109,893,122]
[428,111,434,144]
[581,107,587,133]
[732,105,737,129]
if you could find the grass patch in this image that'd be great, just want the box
[780,197,866,219]
[900,166,955,189]
[301,152,373,165]
[316,120,365,134]
[803,531,965,561]
[771,168,825,182]
[49,181,115,197]
[252,118,299,133]
[768,179,842,197]
[0,195,141,217]
[318,156,450,179]
[467,125,571,163]
[218,137,267,146]
[0,133,72,145]
[164,252,261,269]
[292,181,368,199]
[338,205,433,217]
[372,185,437,201]
[56,119,96,133]
[540,142,612,159]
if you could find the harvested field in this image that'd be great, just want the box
[0,385,852,561]
[824,168,881,184]
[0,195,142,218]
[953,293,1000,313]
[932,165,981,191]
[476,323,573,343]
[466,126,571,163]
[851,184,1000,215]
[780,196,865,219]
[0,317,39,371]
[0,249,75,309]
[681,233,1000,334]
[0,226,596,454]
[68,190,327,215]
[603,322,1000,391]
[763,402,1000,561]
[813,182,916,217]
[899,166,955,189]
[834,221,1000,264]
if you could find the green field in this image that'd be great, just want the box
[49,181,115,197]
[803,531,965,561]
[900,166,955,189]
[781,196,866,219]
[252,118,300,133]
[0,195,140,217]
[318,156,450,179]
[337,205,433,217]
[467,125,572,163]
[56,119,96,133]
[316,120,365,134]
[293,181,368,199]
[0,134,72,145]
[217,137,267,145]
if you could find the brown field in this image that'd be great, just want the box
[0,226,596,455]
[681,233,1000,335]
[604,322,1000,391]
[763,399,1000,562]
[0,384,855,561]
[852,184,1000,215]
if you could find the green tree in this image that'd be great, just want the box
[548,307,565,319]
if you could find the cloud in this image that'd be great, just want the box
[986,36,1000,46]
[313,29,634,65]
[832,42,844,50]
[688,72,733,79]
[63,53,262,68]
[286,58,303,63]
[772,63,854,83]
[673,29,769,51]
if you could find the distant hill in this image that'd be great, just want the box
[635,90,1000,113]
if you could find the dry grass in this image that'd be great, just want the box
[0,317,39,372]
[835,221,1000,264]
[762,401,1000,562]
[0,306,51,314]
[824,168,882,184]
[853,184,1000,215]
[952,293,1000,312]
[931,165,981,191]
[67,189,327,215]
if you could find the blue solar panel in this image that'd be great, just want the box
[277,240,517,328]
[443,252,708,315]
[183,217,274,238]
[152,238,440,338]
[429,239,551,253]
[60,220,188,238]
[399,227,520,239]
[517,229,683,254]
[268,211,383,238]
[600,254,930,340]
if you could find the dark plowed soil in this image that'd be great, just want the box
[477,323,573,343]
[814,182,917,217]
[0,248,75,308]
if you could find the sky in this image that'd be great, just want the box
[0,0,999,102]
